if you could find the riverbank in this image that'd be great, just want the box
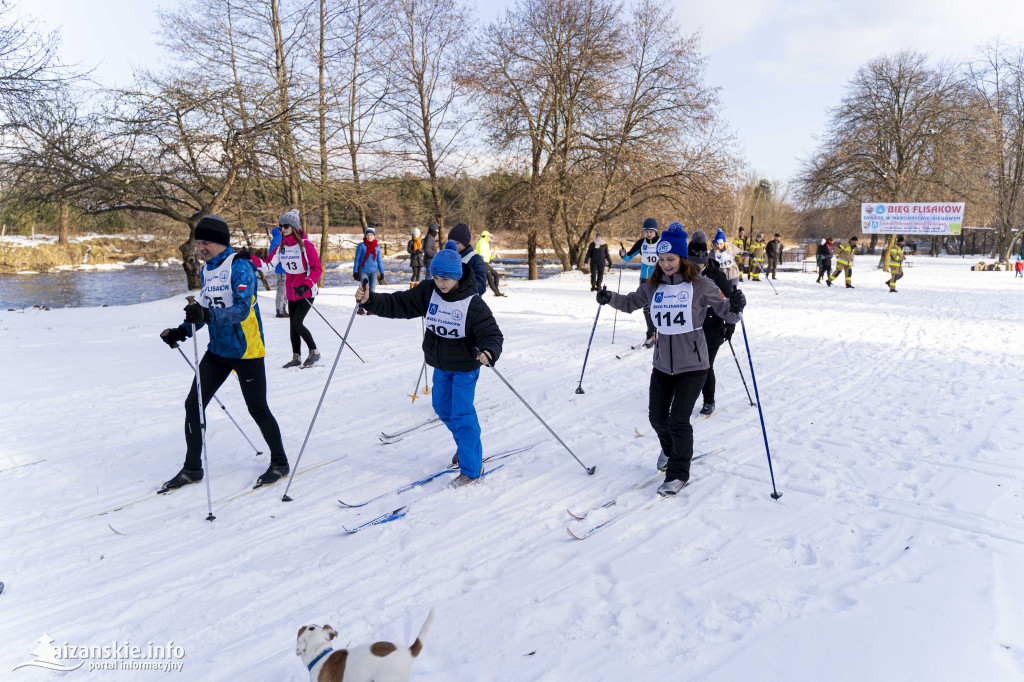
[0,234,182,274]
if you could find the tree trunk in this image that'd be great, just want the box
[180,225,203,290]
[58,199,70,246]
[527,230,538,280]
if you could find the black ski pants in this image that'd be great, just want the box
[590,262,607,290]
[184,352,287,470]
[485,263,502,295]
[649,367,708,483]
[700,338,724,404]
[288,297,317,355]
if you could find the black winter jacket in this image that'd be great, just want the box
[766,239,783,259]
[362,264,503,372]
[699,259,733,347]
[423,232,438,261]
[816,242,832,265]
[585,241,613,269]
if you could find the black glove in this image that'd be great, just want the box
[234,249,252,263]
[161,326,188,348]
[183,302,209,324]
[353,273,361,281]
[293,284,312,299]
[729,288,746,313]
[377,273,385,285]
[596,287,613,305]
[723,323,736,342]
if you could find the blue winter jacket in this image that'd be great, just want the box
[179,247,266,360]
[268,227,286,274]
[460,247,488,295]
[354,241,384,275]
[622,235,660,280]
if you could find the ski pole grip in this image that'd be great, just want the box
[186,295,196,305]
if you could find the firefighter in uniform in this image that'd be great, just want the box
[748,233,767,281]
[827,236,859,288]
[887,236,906,292]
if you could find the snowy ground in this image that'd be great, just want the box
[1,258,1023,681]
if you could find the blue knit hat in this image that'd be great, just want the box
[656,222,688,259]
[642,218,658,232]
[430,240,463,279]
[714,228,727,244]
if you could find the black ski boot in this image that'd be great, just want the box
[255,462,290,488]
[846,283,854,289]
[282,353,301,368]
[159,467,203,493]
[302,349,321,368]
[699,402,715,416]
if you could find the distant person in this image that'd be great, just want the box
[687,230,736,417]
[475,230,506,297]
[354,227,385,311]
[748,233,767,281]
[252,210,323,368]
[408,227,425,284]
[158,214,289,491]
[712,229,741,287]
[584,232,614,291]
[620,218,661,347]
[423,223,439,279]
[765,233,783,279]
[267,225,289,318]
[816,238,833,283]
[827,236,858,288]
[1016,256,1023,278]
[887,236,906,293]
[448,222,488,295]
[733,228,749,279]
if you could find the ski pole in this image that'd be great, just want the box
[282,302,361,502]
[176,347,263,455]
[748,256,779,295]
[306,299,367,363]
[186,295,216,522]
[575,295,603,394]
[612,258,623,344]
[421,317,430,395]
[487,364,596,475]
[409,361,425,403]
[726,338,755,407]
[738,313,782,499]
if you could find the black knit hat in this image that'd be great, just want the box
[642,217,658,232]
[687,230,709,264]
[428,223,439,234]
[194,215,230,246]
[448,222,472,246]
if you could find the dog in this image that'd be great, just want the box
[296,608,434,682]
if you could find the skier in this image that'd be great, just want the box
[765,233,783,280]
[448,222,488,296]
[1015,256,1023,278]
[687,230,735,416]
[158,214,289,490]
[887,236,906,292]
[267,225,289,318]
[251,210,322,368]
[827,235,858,288]
[584,232,614,291]
[354,241,504,487]
[619,218,661,347]
[423,223,439,279]
[816,238,833,283]
[354,227,385,313]
[408,227,425,284]
[597,223,745,495]
[475,230,506,297]
[712,229,741,287]
[747,233,767,281]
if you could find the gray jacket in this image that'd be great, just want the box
[608,272,737,375]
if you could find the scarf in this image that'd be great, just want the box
[593,237,606,247]
[359,238,379,270]
[412,237,422,250]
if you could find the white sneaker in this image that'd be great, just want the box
[657,479,687,496]
[656,451,668,472]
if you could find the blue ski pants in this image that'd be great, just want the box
[432,367,483,477]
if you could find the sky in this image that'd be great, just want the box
[25,0,1024,184]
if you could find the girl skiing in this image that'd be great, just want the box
[597,223,745,495]
[619,218,661,346]
[355,241,504,487]
[712,229,741,287]
[252,210,323,368]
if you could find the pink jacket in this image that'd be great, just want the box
[254,233,323,301]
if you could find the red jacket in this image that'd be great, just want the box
[255,233,323,301]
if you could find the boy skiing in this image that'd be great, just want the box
[597,223,745,495]
[619,218,661,347]
[158,215,289,491]
[355,241,504,487]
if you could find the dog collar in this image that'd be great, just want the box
[308,647,333,671]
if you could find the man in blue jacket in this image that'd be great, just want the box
[159,215,289,491]
[268,225,289,317]
[447,222,488,296]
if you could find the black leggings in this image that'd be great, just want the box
[701,339,723,404]
[649,367,708,482]
[288,297,317,355]
[184,353,286,469]
[412,265,422,281]
[817,261,830,280]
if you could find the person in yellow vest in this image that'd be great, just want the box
[474,230,506,297]
[887,236,906,292]
[732,228,748,279]
[827,236,858,288]
[748,233,767,281]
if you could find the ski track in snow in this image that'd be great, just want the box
[1,259,1023,680]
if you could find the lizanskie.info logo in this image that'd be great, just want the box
[13,633,186,673]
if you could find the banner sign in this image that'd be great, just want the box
[861,203,964,235]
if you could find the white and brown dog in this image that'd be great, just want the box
[296,608,434,682]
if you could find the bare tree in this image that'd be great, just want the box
[0,3,68,122]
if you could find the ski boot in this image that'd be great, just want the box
[657,451,669,472]
[449,466,484,489]
[255,462,290,488]
[159,467,203,493]
[699,402,715,416]
[302,349,321,368]
[657,478,688,496]
[282,353,301,368]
